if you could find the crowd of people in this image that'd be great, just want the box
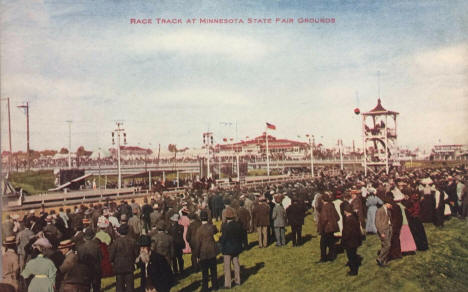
[1,165,467,292]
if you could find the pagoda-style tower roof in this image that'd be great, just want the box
[363,98,399,116]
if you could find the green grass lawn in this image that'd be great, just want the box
[101,215,468,292]
[9,170,56,194]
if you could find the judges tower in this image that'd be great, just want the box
[362,99,399,176]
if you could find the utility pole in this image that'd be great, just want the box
[98,148,101,190]
[338,139,344,171]
[112,122,126,189]
[306,134,315,177]
[17,102,30,171]
[7,98,12,173]
[0,98,13,173]
[265,131,270,177]
[203,132,213,179]
[66,120,72,168]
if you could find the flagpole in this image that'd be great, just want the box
[265,126,270,178]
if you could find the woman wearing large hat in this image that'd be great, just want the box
[21,237,57,292]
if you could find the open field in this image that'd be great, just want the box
[101,214,468,292]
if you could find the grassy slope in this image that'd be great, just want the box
[102,216,468,292]
[9,170,55,194]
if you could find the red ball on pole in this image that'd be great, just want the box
[354,108,360,115]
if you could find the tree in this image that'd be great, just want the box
[41,149,57,156]
[59,147,69,154]
[76,146,92,157]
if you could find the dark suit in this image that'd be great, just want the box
[220,221,244,288]
[318,202,339,261]
[77,238,102,292]
[59,251,90,292]
[252,202,270,247]
[375,206,392,265]
[286,202,306,246]
[342,213,362,275]
[237,207,251,247]
[109,235,139,292]
[194,223,218,292]
[186,219,202,271]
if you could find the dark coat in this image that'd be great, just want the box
[350,196,365,228]
[109,235,139,274]
[237,207,251,231]
[341,213,362,249]
[149,230,174,261]
[286,202,306,226]
[59,251,90,286]
[252,202,270,227]
[168,222,185,251]
[186,220,202,249]
[213,195,225,210]
[194,223,218,260]
[77,238,102,277]
[318,202,339,235]
[141,252,174,292]
[220,221,244,256]
[389,203,403,260]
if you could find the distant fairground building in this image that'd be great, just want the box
[215,134,308,160]
[431,144,468,160]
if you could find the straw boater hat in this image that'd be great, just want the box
[58,239,74,249]
[3,236,16,246]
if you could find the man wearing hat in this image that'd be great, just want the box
[141,198,153,233]
[149,221,174,267]
[194,210,219,292]
[16,220,35,271]
[128,208,143,240]
[341,204,363,276]
[186,213,202,272]
[286,197,307,246]
[252,197,270,248]
[77,228,102,292]
[109,224,139,292]
[375,195,393,266]
[220,208,244,289]
[222,198,238,224]
[317,193,340,262]
[43,215,63,247]
[272,195,287,247]
[2,236,19,290]
[237,200,251,248]
[137,235,174,292]
[168,214,185,275]
[2,215,14,242]
[58,240,90,292]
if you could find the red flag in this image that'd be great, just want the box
[266,122,276,130]
[223,138,227,142]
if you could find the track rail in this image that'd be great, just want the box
[3,175,314,212]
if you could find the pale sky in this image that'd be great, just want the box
[1,0,467,153]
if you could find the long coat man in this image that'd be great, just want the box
[252,198,270,248]
[375,197,393,266]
